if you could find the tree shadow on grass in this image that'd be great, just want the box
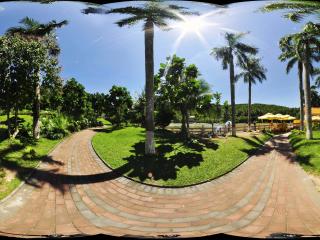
[235,135,274,156]
[0,129,218,195]
[122,141,204,182]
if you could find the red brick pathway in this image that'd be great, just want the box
[0,129,319,238]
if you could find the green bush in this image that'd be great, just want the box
[291,129,305,135]
[41,114,70,140]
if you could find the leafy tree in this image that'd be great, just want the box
[0,35,48,138]
[83,1,197,154]
[62,78,89,120]
[222,100,230,123]
[105,85,133,126]
[210,32,258,136]
[236,56,267,131]
[130,91,146,127]
[88,92,106,117]
[156,55,212,139]
[6,17,68,139]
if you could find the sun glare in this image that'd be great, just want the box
[174,17,209,33]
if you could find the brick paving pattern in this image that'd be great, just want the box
[0,128,319,238]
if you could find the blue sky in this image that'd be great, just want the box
[0,0,318,107]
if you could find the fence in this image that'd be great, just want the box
[166,122,273,136]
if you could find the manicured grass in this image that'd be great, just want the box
[0,114,62,200]
[97,117,111,126]
[289,130,320,176]
[0,137,61,200]
[92,127,272,187]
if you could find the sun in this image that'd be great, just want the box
[174,17,209,33]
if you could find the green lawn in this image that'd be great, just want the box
[289,130,320,176]
[92,127,272,187]
[97,117,111,126]
[0,114,62,200]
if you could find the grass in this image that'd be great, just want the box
[97,117,111,126]
[289,130,320,176]
[92,127,272,187]
[0,114,62,200]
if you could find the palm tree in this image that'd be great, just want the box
[210,32,258,136]
[236,56,267,131]
[281,22,320,139]
[261,0,320,23]
[83,1,197,155]
[279,36,319,131]
[6,17,68,139]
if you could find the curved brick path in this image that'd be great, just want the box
[0,128,320,238]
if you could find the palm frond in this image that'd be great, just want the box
[235,42,258,55]
[286,57,298,74]
[116,15,145,27]
[82,7,108,15]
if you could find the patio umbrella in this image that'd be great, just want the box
[258,113,277,120]
[312,115,320,121]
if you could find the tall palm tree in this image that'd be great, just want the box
[210,32,258,136]
[6,17,68,140]
[83,1,197,155]
[281,22,320,139]
[279,36,319,131]
[236,56,267,131]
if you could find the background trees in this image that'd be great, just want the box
[61,78,90,120]
[105,85,133,127]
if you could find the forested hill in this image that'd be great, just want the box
[235,103,299,123]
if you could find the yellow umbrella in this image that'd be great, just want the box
[258,113,277,120]
[312,115,320,121]
[274,113,286,121]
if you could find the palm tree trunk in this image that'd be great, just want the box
[229,54,236,136]
[298,61,304,131]
[248,80,252,131]
[144,20,156,155]
[302,45,313,140]
[33,78,41,140]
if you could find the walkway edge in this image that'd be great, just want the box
[90,130,276,189]
[0,133,74,205]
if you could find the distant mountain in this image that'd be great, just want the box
[234,103,299,123]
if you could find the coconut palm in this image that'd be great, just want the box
[83,1,197,155]
[210,32,258,136]
[261,0,320,23]
[281,22,320,139]
[279,35,320,131]
[6,17,68,139]
[236,56,267,131]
